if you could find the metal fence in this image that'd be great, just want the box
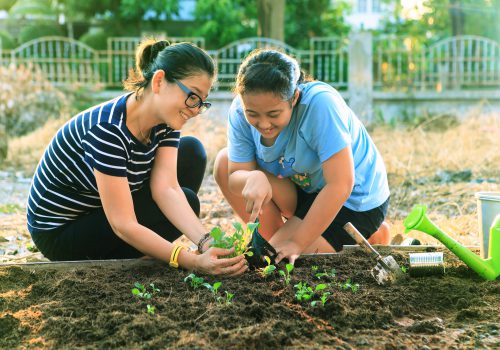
[1,35,499,92]
[373,35,500,91]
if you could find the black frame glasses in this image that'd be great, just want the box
[173,79,211,114]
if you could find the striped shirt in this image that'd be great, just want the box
[27,93,180,234]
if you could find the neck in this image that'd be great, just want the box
[127,93,154,144]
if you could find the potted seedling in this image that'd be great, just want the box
[209,222,258,258]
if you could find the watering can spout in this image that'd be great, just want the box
[404,205,499,281]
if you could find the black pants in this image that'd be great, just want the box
[31,136,207,261]
[294,186,389,252]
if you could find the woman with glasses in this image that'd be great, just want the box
[214,49,391,264]
[27,39,247,276]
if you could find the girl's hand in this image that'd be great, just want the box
[242,171,272,223]
[196,247,248,276]
[274,240,302,265]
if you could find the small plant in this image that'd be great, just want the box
[146,304,156,315]
[294,282,313,301]
[259,256,277,277]
[279,263,294,285]
[203,281,222,297]
[315,268,337,280]
[209,222,257,257]
[340,279,359,293]
[131,282,160,299]
[311,292,331,307]
[184,273,205,289]
[218,291,234,305]
[295,282,328,303]
[401,266,408,273]
[132,282,160,315]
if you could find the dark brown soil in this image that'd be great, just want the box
[1,248,498,349]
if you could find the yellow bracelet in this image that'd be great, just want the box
[169,245,184,268]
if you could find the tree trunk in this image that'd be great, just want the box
[449,0,465,36]
[257,0,285,41]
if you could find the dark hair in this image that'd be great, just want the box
[234,49,312,100]
[124,38,216,98]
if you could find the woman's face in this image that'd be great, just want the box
[152,71,213,130]
[241,91,298,143]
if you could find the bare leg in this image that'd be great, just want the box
[268,217,336,254]
[213,148,296,240]
[367,221,391,245]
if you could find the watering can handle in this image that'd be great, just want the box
[344,222,382,259]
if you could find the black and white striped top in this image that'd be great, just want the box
[27,93,180,234]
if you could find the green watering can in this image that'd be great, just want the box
[404,205,500,281]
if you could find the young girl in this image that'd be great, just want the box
[27,39,247,276]
[214,49,390,264]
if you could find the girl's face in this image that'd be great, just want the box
[241,91,298,143]
[152,70,213,130]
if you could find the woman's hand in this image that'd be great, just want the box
[274,240,302,265]
[242,170,273,223]
[195,247,248,276]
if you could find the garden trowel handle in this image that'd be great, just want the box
[343,222,382,259]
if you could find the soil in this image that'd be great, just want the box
[1,248,498,349]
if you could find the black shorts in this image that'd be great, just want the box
[294,186,389,252]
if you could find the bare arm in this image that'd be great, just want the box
[228,159,273,223]
[95,169,199,270]
[95,153,247,275]
[149,146,206,245]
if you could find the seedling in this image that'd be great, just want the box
[401,266,408,273]
[294,282,328,302]
[314,268,337,280]
[209,222,257,257]
[203,281,222,297]
[146,304,156,315]
[217,291,234,305]
[131,282,160,299]
[279,263,294,285]
[259,256,277,277]
[311,292,331,307]
[131,282,160,315]
[184,273,205,289]
[339,279,359,293]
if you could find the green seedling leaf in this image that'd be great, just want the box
[279,263,294,285]
[184,273,205,289]
[146,304,156,315]
[315,283,328,292]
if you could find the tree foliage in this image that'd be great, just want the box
[379,0,500,43]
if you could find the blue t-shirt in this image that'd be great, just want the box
[27,93,180,234]
[227,81,389,212]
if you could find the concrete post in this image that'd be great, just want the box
[348,32,373,124]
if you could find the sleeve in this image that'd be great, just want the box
[156,125,180,148]
[82,123,128,177]
[227,97,256,163]
[299,91,352,163]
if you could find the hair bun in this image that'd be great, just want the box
[137,39,170,72]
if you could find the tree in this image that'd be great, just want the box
[285,0,351,48]
[190,0,257,49]
[257,0,285,41]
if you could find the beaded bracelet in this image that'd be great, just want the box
[197,232,212,254]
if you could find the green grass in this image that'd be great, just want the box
[0,204,24,214]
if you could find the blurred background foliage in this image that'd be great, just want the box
[0,0,498,50]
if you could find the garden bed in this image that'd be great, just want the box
[1,247,498,349]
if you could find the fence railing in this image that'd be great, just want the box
[1,35,499,93]
[373,35,500,91]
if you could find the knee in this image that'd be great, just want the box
[180,136,207,166]
[213,147,228,187]
[182,187,201,217]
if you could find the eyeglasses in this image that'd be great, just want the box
[173,79,211,114]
